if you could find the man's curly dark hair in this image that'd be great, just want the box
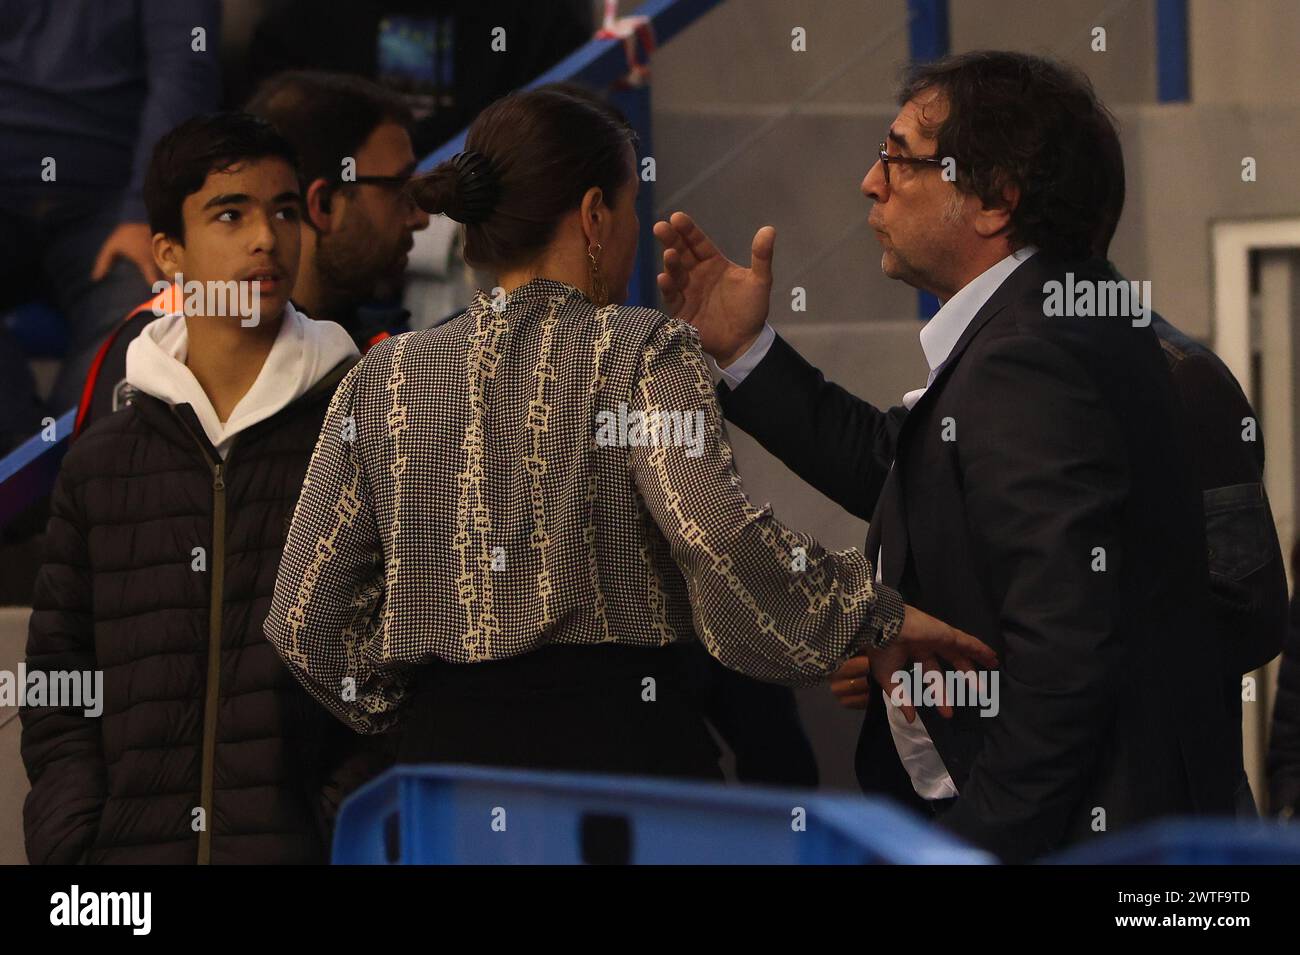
[899,50,1124,260]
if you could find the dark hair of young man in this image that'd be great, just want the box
[898,50,1121,261]
[143,111,299,242]
[245,70,413,219]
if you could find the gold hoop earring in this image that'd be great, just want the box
[587,242,609,307]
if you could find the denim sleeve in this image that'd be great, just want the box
[123,1,222,222]
[1203,482,1287,674]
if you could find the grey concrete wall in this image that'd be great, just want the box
[953,0,1158,105]
[1191,0,1300,105]
[651,0,910,110]
[1115,101,1300,340]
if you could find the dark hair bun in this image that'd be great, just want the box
[406,85,636,272]
[408,150,500,224]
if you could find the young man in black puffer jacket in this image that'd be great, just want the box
[20,112,372,864]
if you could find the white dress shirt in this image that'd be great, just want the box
[718,246,1038,799]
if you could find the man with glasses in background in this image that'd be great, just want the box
[247,70,430,353]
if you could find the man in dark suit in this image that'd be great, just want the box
[654,50,1236,862]
[836,105,1289,820]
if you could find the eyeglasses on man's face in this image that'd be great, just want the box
[877,141,948,186]
[351,173,418,210]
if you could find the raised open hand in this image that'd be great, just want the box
[653,211,775,367]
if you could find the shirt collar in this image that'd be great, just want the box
[473,277,588,312]
[918,246,1038,372]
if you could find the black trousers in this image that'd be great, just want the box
[396,643,724,783]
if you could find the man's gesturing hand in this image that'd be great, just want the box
[653,211,775,368]
[866,605,999,724]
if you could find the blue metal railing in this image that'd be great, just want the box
[418,0,718,171]
[418,0,722,309]
[0,409,75,529]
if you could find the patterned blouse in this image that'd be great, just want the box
[264,278,904,733]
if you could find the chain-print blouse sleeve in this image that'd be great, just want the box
[264,361,408,734]
[626,318,905,685]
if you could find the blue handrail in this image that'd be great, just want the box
[0,0,722,532]
[0,409,75,529]
[419,0,720,169]
[418,0,723,307]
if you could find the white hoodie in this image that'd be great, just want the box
[125,302,360,460]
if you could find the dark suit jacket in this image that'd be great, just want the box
[719,253,1237,861]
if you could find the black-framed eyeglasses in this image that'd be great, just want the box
[352,174,411,189]
[340,173,417,208]
[877,142,947,186]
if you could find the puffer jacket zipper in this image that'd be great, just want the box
[157,358,353,863]
[173,408,233,865]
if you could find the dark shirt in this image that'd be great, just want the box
[0,0,220,221]
[346,301,412,353]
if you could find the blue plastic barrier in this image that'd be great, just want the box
[332,764,994,865]
[1044,818,1300,865]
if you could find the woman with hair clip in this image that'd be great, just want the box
[265,83,995,781]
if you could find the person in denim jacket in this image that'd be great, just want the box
[1144,303,1288,815]
[1091,116,1286,815]
[1268,544,1300,817]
